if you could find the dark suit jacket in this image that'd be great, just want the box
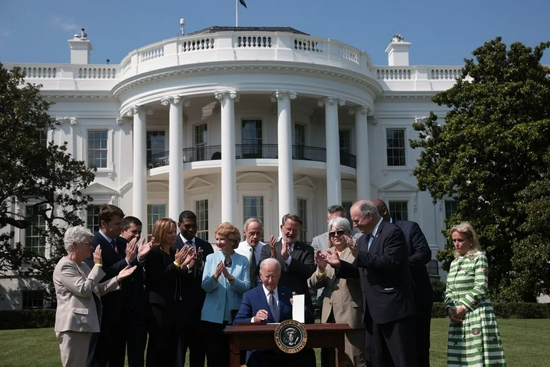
[143,246,183,309]
[85,232,136,323]
[394,220,433,303]
[259,241,315,310]
[173,235,214,325]
[338,220,416,325]
[233,285,315,325]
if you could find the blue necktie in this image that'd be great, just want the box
[268,291,279,322]
[367,234,374,252]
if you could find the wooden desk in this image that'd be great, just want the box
[225,323,351,367]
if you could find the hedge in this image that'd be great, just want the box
[0,309,55,330]
[432,302,550,319]
[1,302,550,330]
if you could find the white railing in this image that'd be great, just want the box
[78,67,117,79]
[236,35,272,48]
[21,66,57,78]
[376,68,413,80]
[182,37,215,52]
[5,30,467,91]
[429,68,462,80]
[140,46,164,62]
[294,37,323,53]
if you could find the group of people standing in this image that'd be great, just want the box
[52,199,506,367]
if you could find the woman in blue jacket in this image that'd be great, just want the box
[201,222,250,367]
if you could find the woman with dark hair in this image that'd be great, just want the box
[201,222,250,367]
[141,218,195,367]
[445,222,506,366]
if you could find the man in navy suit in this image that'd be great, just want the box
[85,204,140,367]
[372,199,433,367]
[260,213,316,311]
[332,200,417,367]
[119,216,147,367]
[173,210,214,367]
[233,258,315,367]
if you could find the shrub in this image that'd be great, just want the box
[0,309,56,330]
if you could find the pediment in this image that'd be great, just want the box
[294,176,315,189]
[185,177,215,191]
[379,180,418,192]
[237,172,275,185]
[81,182,118,195]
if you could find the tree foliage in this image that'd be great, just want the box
[0,63,96,305]
[410,38,550,302]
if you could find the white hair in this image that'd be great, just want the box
[63,226,93,252]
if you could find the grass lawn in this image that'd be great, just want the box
[0,319,548,366]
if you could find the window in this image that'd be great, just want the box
[445,200,458,224]
[22,290,44,309]
[194,124,208,161]
[342,201,353,218]
[386,128,406,166]
[86,205,101,234]
[297,198,308,242]
[242,120,262,158]
[147,131,166,163]
[88,130,108,168]
[25,204,47,256]
[147,204,166,240]
[294,123,305,159]
[36,130,48,147]
[196,200,209,242]
[339,129,351,154]
[243,196,264,225]
[389,201,408,221]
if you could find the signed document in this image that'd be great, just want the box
[292,294,305,323]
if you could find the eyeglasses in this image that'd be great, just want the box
[328,230,346,237]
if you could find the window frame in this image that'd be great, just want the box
[385,128,407,168]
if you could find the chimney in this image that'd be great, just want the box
[385,34,411,66]
[68,29,92,64]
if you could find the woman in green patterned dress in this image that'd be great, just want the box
[445,222,506,366]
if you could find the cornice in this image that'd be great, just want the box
[111,61,384,99]
[43,91,117,101]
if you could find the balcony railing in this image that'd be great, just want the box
[148,144,356,169]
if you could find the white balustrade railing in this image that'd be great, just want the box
[5,31,467,91]
[376,68,412,80]
[294,37,323,53]
[78,67,117,79]
[341,46,359,64]
[140,46,164,62]
[21,66,57,78]
[236,35,272,48]
[182,37,215,52]
[429,68,462,80]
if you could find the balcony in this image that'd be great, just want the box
[148,144,356,169]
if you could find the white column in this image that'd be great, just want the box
[161,96,188,221]
[215,91,238,223]
[352,107,371,200]
[130,105,147,232]
[319,96,345,206]
[274,91,297,218]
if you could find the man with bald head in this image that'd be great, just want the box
[328,199,417,367]
[371,198,433,367]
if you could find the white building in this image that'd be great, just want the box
[1,27,461,310]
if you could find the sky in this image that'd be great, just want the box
[0,0,549,66]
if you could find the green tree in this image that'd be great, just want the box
[410,37,550,302]
[0,63,96,306]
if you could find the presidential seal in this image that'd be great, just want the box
[274,319,308,354]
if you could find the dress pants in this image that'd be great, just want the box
[202,320,230,367]
[176,324,206,367]
[366,314,417,367]
[57,331,91,367]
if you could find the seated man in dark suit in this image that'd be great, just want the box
[233,258,316,367]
